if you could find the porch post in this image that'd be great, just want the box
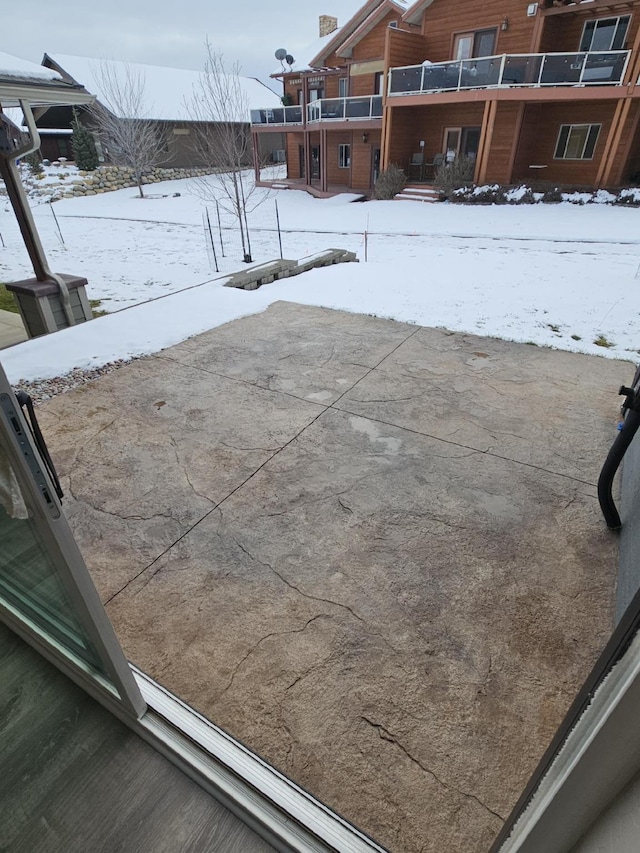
[506,103,526,185]
[609,101,640,187]
[598,97,632,188]
[381,104,393,172]
[476,99,497,185]
[320,127,329,193]
[251,131,261,185]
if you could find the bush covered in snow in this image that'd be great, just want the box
[449,183,640,206]
[434,155,475,199]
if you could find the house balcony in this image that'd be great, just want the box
[388,50,631,99]
[307,95,383,123]
[250,104,303,127]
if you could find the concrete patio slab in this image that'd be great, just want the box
[36,302,626,853]
[0,309,27,349]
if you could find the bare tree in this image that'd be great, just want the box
[90,61,167,198]
[187,44,267,262]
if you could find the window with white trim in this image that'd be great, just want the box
[339,77,348,98]
[338,143,351,169]
[580,16,630,52]
[554,124,601,160]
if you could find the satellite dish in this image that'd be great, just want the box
[285,54,295,66]
[275,48,287,61]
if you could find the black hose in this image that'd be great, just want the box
[598,408,640,530]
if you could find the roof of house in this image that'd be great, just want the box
[0,52,93,108]
[402,0,437,26]
[0,52,62,83]
[274,0,408,77]
[308,0,408,68]
[336,0,408,59]
[44,54,280,122]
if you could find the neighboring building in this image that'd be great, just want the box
[40,54,283,169]
[252,0,640,193]
[252,0,410,194]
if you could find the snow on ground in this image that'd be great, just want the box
[1,171,639,383]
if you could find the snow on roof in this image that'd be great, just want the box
[286,0,409,73]
[48,54,280,121]
[0,51,63,82]
[1,106,25,128]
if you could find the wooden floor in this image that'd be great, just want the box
[0,622,276,853]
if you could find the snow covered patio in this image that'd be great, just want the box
[34,300,623,853]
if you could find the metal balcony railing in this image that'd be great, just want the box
[388,50,631,96]
[307,95,383,123]
[250,105,303,126]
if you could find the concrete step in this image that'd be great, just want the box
[394,185,443,203]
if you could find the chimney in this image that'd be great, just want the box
[319,15,338,37]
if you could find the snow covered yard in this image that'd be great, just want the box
[1,170,639,383]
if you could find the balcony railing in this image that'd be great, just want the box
[307,95,383,123]
[388,50,631,96]
[250,105,303,126]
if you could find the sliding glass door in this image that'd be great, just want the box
[0,365,144,718]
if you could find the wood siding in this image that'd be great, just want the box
[512,102,617,185]
[484,102,523,183]
[540,9,639,55]
[351,11,403,61]
[419,0,538,60]
[611,100,640,183]
[386,27,428,71]
[387,103,485,170]
[285,132,304,179]
[324,130,381,189]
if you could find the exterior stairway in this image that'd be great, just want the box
[394,184,444,203]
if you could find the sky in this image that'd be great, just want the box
[5,0,366,85]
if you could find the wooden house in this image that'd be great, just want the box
[252,0,640,193]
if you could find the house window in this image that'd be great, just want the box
[374,71,384,95]
[453,28,497,60]
[339,77,348,98]
[580,16,630,52]
[338,143,351,168]
[309,88,324,101]
[554,124,601,160]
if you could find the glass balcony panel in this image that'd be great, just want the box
[540,53,585,85]
[583,52,627,83]
[389,65,423,93]
[251,106,302,125]
[502,55,543,85]
[422,61,462,91]
[286,106,302,123]
[345,97,371,118]
[460,57,501,88]
[318,98,344,119]
[371,96,383,118]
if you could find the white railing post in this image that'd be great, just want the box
[538,53,545,86]
[579,53,586,85]
[457,61,463,91]
[420,64,425,93]
[621,49,632,84]
[498,54,507,87]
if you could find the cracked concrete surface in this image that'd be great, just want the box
[38,302,625,853]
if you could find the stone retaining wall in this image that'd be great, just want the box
[36,166,214,200]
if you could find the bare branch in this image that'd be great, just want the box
[89,60,168,198]
[185,42,270,260]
